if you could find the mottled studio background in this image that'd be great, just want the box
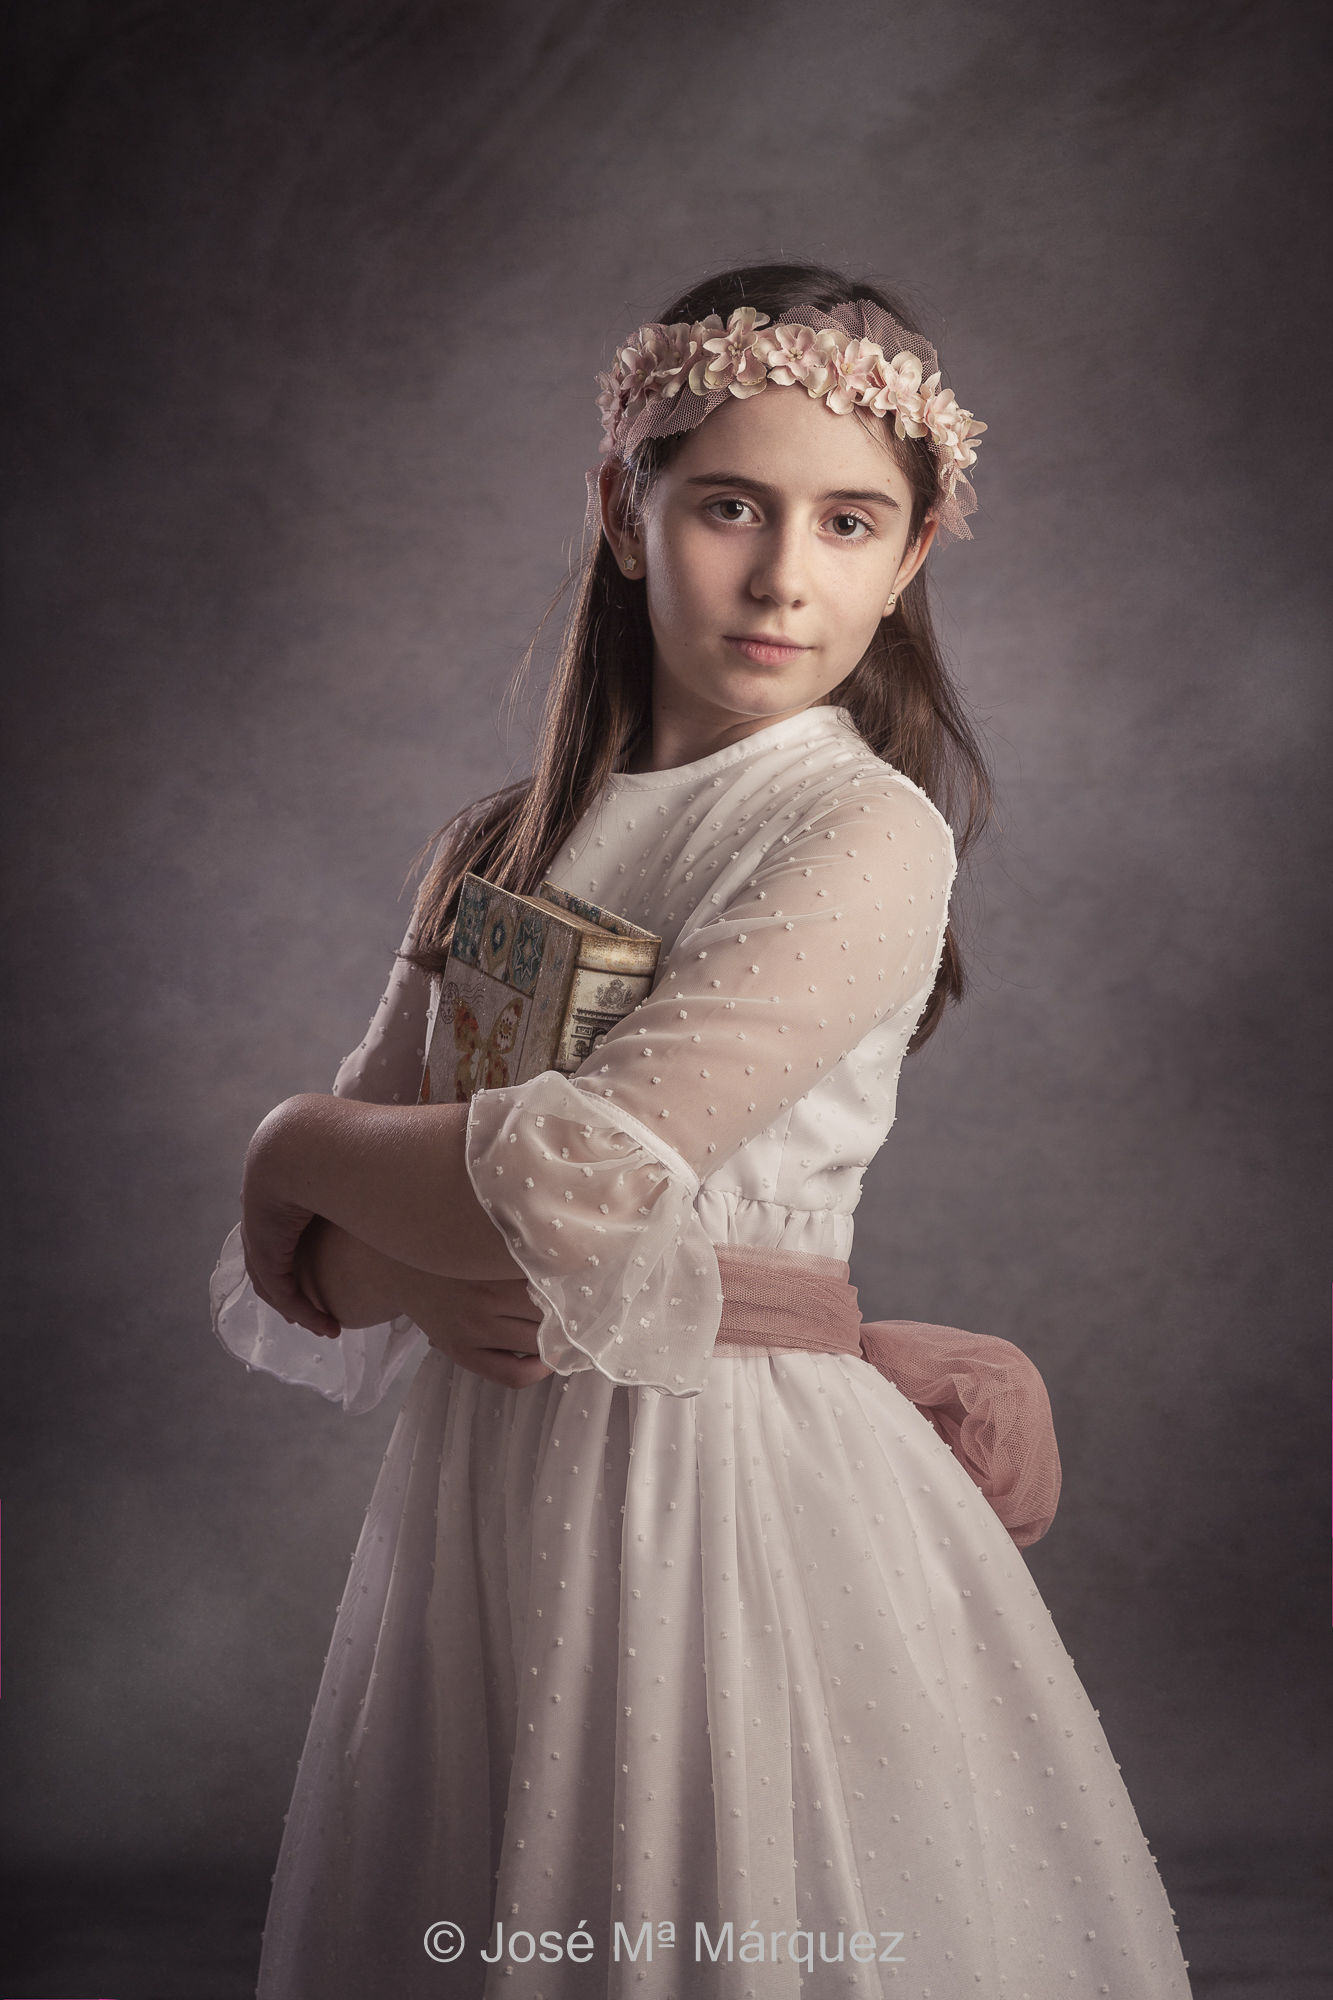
[2,0,1330,1993]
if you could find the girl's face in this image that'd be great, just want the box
[606,387,935,738]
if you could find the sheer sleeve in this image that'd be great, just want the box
[210,913,433,1414]
[466,777,957,1396]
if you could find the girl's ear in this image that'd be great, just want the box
[599,459,643,574]
[887,512,939,609]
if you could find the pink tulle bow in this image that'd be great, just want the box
[858,1317,1062,1548]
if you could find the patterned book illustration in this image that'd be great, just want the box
[418,873,661,1103]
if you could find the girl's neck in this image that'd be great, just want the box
[625,698,834,775]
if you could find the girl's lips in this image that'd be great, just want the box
[727,636,810,665]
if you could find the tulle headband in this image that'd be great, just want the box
[591,298,986,544]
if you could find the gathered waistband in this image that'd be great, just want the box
[711,1240,1062,1550]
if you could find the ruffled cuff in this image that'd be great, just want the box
[464,1070,724,1396]
[209,1222,428,1416]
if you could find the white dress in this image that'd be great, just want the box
[213,704,1193,1998]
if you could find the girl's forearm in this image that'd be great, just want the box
[296,1217,416,1328]
[249,1092,527,1283]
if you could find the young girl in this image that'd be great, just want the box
[213,260,1194,1997]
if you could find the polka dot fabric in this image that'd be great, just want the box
[217,706,1192,1996]
[466,745,956,1394]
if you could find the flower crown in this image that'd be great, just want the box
[594,297,986,542]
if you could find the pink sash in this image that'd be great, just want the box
[712,1243,1062,1548]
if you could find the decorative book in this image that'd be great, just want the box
[418,873,661,1103]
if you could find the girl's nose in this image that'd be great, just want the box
[748,522,809,608]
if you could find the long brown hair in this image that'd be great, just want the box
[403,259,993,1050]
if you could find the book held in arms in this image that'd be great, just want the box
[418,873,661,1103]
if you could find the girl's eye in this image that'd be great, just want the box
[829,512,873,540]
[708,497,754,524]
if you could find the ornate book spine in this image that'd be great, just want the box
[555,965,657,1070]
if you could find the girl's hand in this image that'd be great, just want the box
[398,1267,554,1393]
[300,1217,554,1392]
[240,1103,341,1338]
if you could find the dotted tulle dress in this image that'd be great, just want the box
[212,704,1192,1998]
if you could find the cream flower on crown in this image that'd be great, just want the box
[691,307,771,397]
[752,323,844,396]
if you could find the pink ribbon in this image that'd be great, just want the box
[712,1243,1062,1548]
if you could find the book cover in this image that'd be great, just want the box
[418,872,660,1103]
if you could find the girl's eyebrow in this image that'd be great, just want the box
[684,471,900,507]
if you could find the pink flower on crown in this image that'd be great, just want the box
[919,379,987,467]
[865,349,926,423]
[891,400,926,440]
[616,320,702,404]
[598,315,724,448]
[691,307,771,398]
[825,338,892,416]
[943,412,986,470]
[752,323,844,396]
[596,370,631,447]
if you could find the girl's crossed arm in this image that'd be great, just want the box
[241,1092,526,1336]
[239,908,543,1387]
[243,776,955,1391]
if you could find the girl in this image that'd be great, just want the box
[213,260,1193,1997]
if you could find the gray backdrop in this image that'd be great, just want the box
[3,0,1329,1939]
